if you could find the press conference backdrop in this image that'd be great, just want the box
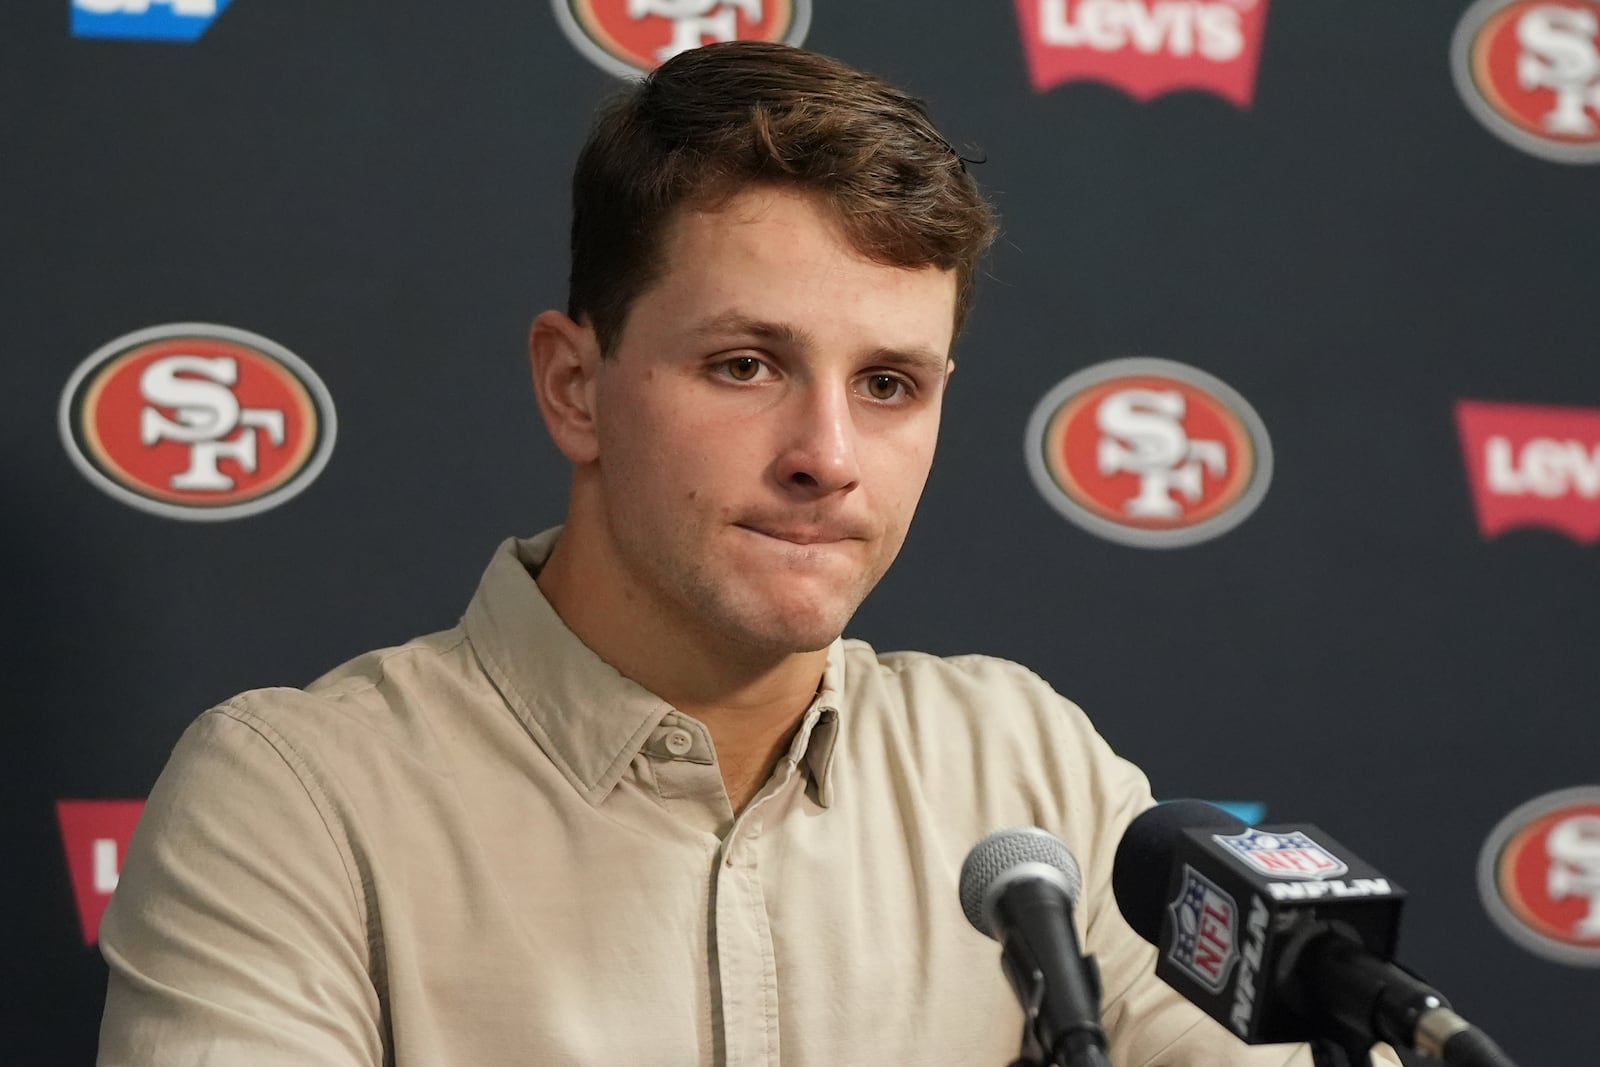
[5,1,1598,1062]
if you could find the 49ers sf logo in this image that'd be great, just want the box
[59,323,336,521]
[1452,0,1600,163]
[1025,358,1273,548]
[553,0,811,79]
[1479,786,1600,967]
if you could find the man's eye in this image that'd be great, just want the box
[725,357,762,382]
[865,375,905,400]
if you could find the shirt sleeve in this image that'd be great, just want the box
[1044,686,1403,1067]
[97,703,384,1066]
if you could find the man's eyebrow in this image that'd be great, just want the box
[689,312,949,376]
[688,312,813,348]
[866,346,951,377]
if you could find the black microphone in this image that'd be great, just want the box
[959,827,1110,1067]
[1111,800,1520,1067]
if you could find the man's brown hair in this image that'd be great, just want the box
[568,41,998,355]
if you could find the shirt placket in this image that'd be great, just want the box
[645,707,827,1067]
[713,760,799,1067]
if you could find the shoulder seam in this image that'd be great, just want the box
[307,628,471,704]
[203,701,387,999]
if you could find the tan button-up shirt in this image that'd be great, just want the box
[98,530,1362,1066]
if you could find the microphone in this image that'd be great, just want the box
[959,827,1111,1067]
[1111,800,1520,1067]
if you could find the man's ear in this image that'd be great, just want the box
[528,309,602,465]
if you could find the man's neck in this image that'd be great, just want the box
[535,524,828,812]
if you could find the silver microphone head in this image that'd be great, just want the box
[959,826,1084,939]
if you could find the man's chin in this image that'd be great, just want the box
[737,619,846,657]
[782,631,843,655]
[692,575,873,656]
[720,602,852,657]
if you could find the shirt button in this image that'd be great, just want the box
[664,728,694,757]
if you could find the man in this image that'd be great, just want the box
[98,42,1391,1066]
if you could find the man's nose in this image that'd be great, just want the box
[773,384,861,496]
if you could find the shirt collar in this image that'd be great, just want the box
[806,648,844,808]
[462,529,845,808]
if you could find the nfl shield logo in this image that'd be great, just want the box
[1165,865,1240,993]
[1215,829,1350,881]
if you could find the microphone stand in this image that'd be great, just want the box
[1008,1000,1048,1067]
[1004,960,1112,1067]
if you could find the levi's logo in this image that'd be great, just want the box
[57,800,145,945]
[1012,0,1271,106]
[1456,400,1600,543]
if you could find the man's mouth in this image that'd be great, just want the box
[737,523,859,547]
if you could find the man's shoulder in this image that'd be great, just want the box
[304,624,474,701]
[841,639,1055,694]
[199,624,480,756]
[832,640,1148,821]
[837,638,1092,735]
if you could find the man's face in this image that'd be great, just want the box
[584,184,958,655]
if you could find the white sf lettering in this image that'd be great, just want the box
[1517,6,1600,136]
[630,0,763,63]
[1097,388,1227,518]
[1547,814,1600,937]
[139,355,286,491]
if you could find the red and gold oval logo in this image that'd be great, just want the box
[1452,0,1600,163]
[58,324,337,521]
[552,0,811,79]
[1024,358,1273,548]
[1479,786,1600,966]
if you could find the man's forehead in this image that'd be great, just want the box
[611,184,960,360]
[661,184,841,252]
[658,184,947,279]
